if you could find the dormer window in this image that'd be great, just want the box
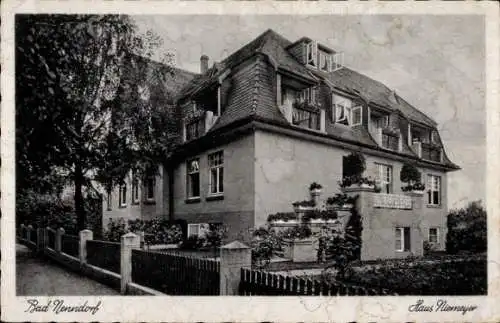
[305,41,318,67]
[333,94,362,126]
[319,52,332,72]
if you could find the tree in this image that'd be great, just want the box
[400,162,421,184]
[446,200,487,253]
[16,14,176,230]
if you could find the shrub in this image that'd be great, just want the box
[267,212,298,222]
[104,218,127,242]
[180,235,207,250]
[446,201,487,253]
[338,176,376,188]
[280,225,312,240]
[343,152,366,179]
[302,210,338,222]
[325,194,358,206]
[205,223,228,249]
[292,200,316,208]
[251,227,282,268]
[400,163,421,184]
[103,218,184,245]
[401,183,426,192]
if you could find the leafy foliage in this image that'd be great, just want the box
[446,201,487,253]
[280,225,312,240]
[251,227,283,268]
[291,200,316,208]
[104,217,184,244]
[302,210,338,222]
[309,182,323,190]
[325,193,358,206]
[342,152,366,178]
[267,212,298,222]
[16,14,176,230]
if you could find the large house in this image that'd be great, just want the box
[103,29,459,259]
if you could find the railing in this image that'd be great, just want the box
[61,234,80,258]
[421,143,442,162]
[239,268,393,296]
[86,240,121,274]
[373,193,412,210]
[47,227,56,250]
[131,249,220,295]
[291,102,321,130]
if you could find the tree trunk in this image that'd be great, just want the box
[75,162,86,231]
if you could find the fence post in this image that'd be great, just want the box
[79,229,93,265]
[121,232,140,295]
[55,228,65,253]
[220,241,251,296]
[36,227,44,254]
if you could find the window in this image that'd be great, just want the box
[305,41,317,67]
[427,175,441,205]
[382,133,399,151]
[187,159,200,198]
[319,52,331,72]
[187,224,200,237]
[332,52,344,71]
[119,184,127,207]
[333,95,352,125]
[429,227,439,244]
[375,115,389,129]
[106,193,112,211]
[145,178,155,200]
[376,163,393,194]
[208,151,224,195]
[351,105,362,126]
[395,227,411,252]
[132,179,139,204]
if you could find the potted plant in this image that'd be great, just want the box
[400,163,425,194]
[267,212,298,224]
[292,200,316,212]
[326,194,358,209]
[309,182,323,196]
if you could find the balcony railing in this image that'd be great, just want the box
[373,193,412,210]
[421,143,442,162]
[184,110,219,142]
[292,102,321,131]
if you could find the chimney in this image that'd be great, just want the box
[200,55,209,74]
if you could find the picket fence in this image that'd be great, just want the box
[131,249,220,295]
[239,268,394,296]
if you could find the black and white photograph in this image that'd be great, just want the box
[2,1,499,322]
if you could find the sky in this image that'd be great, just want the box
[133,15,485,209]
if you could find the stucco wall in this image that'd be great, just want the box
[102,167,165,231]
[172,134,255,242]
[254,130,449,247]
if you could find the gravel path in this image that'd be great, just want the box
[16,244,119,296]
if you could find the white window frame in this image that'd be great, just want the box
[319,52,331,72]
[305,41,318,67]
[395,227,410,252]
[208,151,224,196]
[427,174,441,206]
[351,105,363,126]
[332,52,344,71]
[428,227,439,244]
[332,94,352,124]
[376,163,393,194]
[119,184,127,207]
[187,224,201,237]
[187,159,200,199]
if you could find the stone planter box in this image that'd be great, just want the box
[310,189,322,196]
[326,204,353,211]
[341,184,375,193]
[293,205,315,213]
[404,190,425,196]
[268,220,299,226]
[282,238,318,262]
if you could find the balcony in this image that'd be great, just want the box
[373,193,412,210]
[184,110,219,142]
[370,126,401,152]
[291,101,322,131]
[421,143,442,162]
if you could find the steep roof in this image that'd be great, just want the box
[177,29,317,101]
[323,67,437,127]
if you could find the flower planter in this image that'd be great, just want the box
[282,238,318,262]
[406,190,425,196]
[341,184,375,193]
[293,205,315,213]
[310,188,322,197]
[269,219,299,226]
[326,203,353,211]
